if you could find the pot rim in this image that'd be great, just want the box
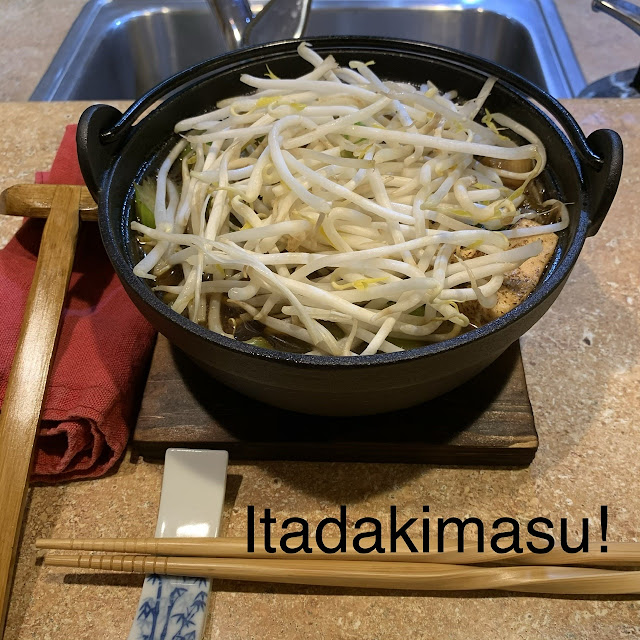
[95,36,593,369]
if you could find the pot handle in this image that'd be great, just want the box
[91,46,264,147]
[76,104,126,200]
[583,128,624,236]
[74,45,260,198]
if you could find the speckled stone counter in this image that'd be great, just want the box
[1,99,639,639]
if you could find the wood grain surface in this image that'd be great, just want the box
[133,336,538,465]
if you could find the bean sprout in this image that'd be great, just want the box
[132,43,567,356]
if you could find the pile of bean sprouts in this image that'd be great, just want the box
[132,42,568,356]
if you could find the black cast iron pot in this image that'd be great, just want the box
[77,37,623,416]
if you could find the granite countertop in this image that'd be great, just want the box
[3,99,640,639]
[1,1,640,639]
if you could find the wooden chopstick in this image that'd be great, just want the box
[0,185,82,633]
[42,553,640,594]
[0,184,97,221]
[35,536,640,567]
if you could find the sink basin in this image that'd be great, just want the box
[32,0,585,100]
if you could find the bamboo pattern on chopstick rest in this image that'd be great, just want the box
[43,554,640,594]
[35,537,640,566]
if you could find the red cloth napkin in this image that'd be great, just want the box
[0,125,156,483]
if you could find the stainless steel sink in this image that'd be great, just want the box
[31,0,585,100]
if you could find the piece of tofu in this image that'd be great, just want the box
[458,219,558,326]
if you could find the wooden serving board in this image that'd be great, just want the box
[132,336,538,465]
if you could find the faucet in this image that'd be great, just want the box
[593,0,640,35]
[579,0,640,96]
[207,0,311,50]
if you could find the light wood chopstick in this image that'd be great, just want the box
[35,536,640,566]
[43,553,640,594]
[0,185,82,634]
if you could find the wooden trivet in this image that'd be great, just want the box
[133,336,538,465]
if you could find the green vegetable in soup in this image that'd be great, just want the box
[134,179,156,229]
[244,336,273,349]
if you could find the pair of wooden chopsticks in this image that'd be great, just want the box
[38,537,640,594]
[0,184,93,634]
